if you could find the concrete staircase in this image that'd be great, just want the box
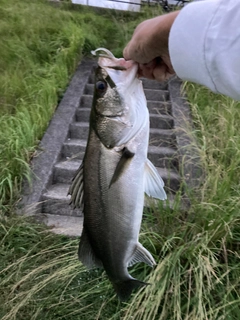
[21,59,198,236]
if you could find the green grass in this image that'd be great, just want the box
[1,1,240,319]
[0,0,151,208]
[1,194,240,319]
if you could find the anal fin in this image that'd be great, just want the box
[78,228,103,269]
[128,242,156,268]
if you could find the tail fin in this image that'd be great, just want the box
[112,279,149,301]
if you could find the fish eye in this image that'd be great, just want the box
[96,80,107,94]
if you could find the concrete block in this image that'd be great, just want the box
[41,214,83,237]
[79,95,93,108]
[147,101,172,115]
[144,89,169,101]
[150,114,174,129]
[75,108,91,122]
[69,122,89,139]
[62,139,87,160]
[148,146,179,169]
[149,128,177,148]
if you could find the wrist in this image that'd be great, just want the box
[152,11,180,57]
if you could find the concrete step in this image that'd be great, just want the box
[62,139,87,160]
[84,83,94,95]
[148,128,176,148]
[147,146,179,169]
[147,100,172,115]
[144,89,169,101]
[40,194,187,237]
[53,159,180,192]
[88,72,95,84]
[149,128,176,148]
[41,213,83,237]
[79,94,172,116]
[157,167,181,193]
[141,78,168,90]
[61,138,178,168]
[149,113,174,129]
[41,183,83,216]
[79,94,93,108]
[75,109,173,129]
[83,83,169,102]
[53,159,82,184]
[42,172,181,216]
[69,122,89,140]
[69,122,176,147]
[75,107,91,122]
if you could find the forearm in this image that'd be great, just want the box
[169,0,240,100]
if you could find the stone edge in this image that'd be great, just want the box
[168,76,203,199]
[19,59,96,215]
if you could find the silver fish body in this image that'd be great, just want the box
[69,49,166,300]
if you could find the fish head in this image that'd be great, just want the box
[93,66,125,118]
[91,48,148,148]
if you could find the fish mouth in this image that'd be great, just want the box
[91,48,115,59]
[91,48,138,84]
[106,65,127,71]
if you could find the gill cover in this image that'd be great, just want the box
[92,48,148,148]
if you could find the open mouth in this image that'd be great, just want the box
[106,65,127,71]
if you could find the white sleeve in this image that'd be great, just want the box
[169,0,240,101]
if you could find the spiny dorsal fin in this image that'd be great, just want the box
[109,147,134,188]
[144,159,167,200]
[68,162,84,209]
[128,242,156,268]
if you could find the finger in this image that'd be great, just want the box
[139,61,175,82]
[138,60,156,79]
[153,62,176,82]
[161,54,175,74]
[123,45,131,61]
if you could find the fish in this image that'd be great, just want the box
[69,48,167,301]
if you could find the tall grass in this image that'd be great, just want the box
[1,190,240,319]
[0,0,82,206]
[1,1,239,319]
[0,0,148,208]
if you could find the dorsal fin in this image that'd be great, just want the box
[68,162,84,209]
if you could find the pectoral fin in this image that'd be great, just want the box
[128,242,156,267]
[109,147,134,188]
[144,159,167,200]
[68,162,84,209]
[78,228,103,269]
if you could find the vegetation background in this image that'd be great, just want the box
[0,0,239,319]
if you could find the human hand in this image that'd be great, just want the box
[123,12,179,82]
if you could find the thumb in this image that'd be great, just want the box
[161,54,175,74]
[123,45,131,61]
